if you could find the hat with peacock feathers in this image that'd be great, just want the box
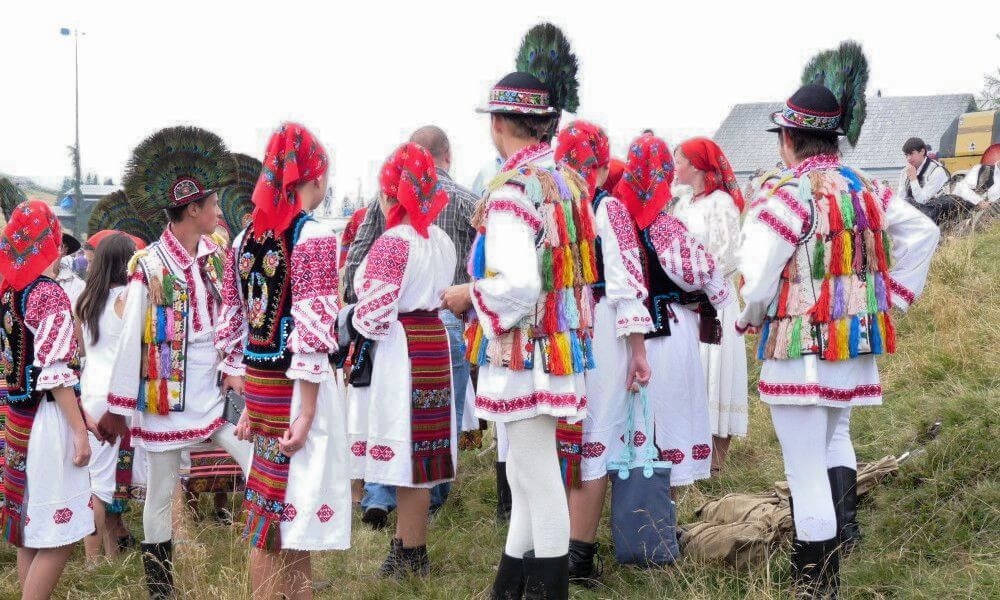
[768,41,869,146]
[477,23,580,118]
[217,152,261,235]
[87,190,160,244]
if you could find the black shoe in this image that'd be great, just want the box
[496,462,512,523]
[141,541,175,599]
[376,538,403,578]
[523,552,569,600]
[397,545,430,578]
[117,533,137,553]
[567,540,602,588]
[790,538,840,599]
[362,506,390,530]
[491,553,525,599]
[828,467,862,552]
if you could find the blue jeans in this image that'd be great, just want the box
[362,310,470,513]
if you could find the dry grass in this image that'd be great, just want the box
[2,224,998,599]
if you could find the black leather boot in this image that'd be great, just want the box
[790,538,840,599]
[398,545,430,578]
[828,467,862,552]
[376,537,403,578]
[567,540,602,587]
[491,553,525,599]
[496,461,512,523]
[523,552,569,600]
[141,541,174,599]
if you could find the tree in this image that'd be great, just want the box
[979,34,1000,110]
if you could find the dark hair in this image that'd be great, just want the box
[902,137,927,155]
[164,195,210,223]
[76,234,136,345]
[496,113,559,144]
[783,128,840,160]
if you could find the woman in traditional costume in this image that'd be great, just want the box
[343,142,456,578]
[671,138,748,472]
[0,201,94,598]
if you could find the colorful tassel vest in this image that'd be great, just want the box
[758,164,897,361]
[0,278,58,407]
[466,164,598,376]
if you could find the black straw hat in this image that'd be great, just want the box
[768,83,844,136]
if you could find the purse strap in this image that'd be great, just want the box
[614,387,658,479]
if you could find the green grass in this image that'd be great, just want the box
[2,225,998,599]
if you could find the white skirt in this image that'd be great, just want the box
[24,401,94,548]
[703,293,749,438]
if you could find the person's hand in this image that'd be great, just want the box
[280,416,313,457]
[97,412,130,442]
[440,284,473,315]
[73,428,91,467]
[234,411,251,442]
[626,352,651,393]
[222,375,245,396]
[906,164,918,181]
[84,411,105,444]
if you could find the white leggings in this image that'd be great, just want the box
[503,415,569,558]
[769,404,857,542]
[143,422,252,543]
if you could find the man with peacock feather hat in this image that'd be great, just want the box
[97,126,252,599]
[736,42,940,597]
[440,22,590,599]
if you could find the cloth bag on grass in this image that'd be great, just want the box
[607,387,680,566]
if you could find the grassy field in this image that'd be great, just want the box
[1,224,998,599]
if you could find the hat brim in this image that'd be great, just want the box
[171,188,218,208]
[767,111,845,136]
[476,104,559,116]
[61,233,81,254]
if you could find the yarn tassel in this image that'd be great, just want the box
[471,234,487,279]
[158,379,170,414]
[551,244,565,290]
[863,190,883,231]
[827,193,844,232]
[874,273,889,312]
[824,321,839,361]
[863,229,878,273]
[852,191,869,231]
[146,342,159,381]
[829,232,844,276]
[757,319,771,360]
[563,201,578,243]
[162,273,177,306]
[869,314,883,354]
[558,333,573,375]
[563,288,580,330]
[812,235,826,280]
[553,201,570,246]
[832,277,846,320]
[569,333,584,373]
[840,231,853,275]
[776,279,790,319]
[143,306,155,344]
[578,239,595,284]
[812,276,832,323]
[146,380,159,414]
[556,291,569,332]
[765,320,780,359]
[547,334,565,375]
[852,231,864,274]
[509,328,525,371]
[476,329,489,366]
[839,193,855,230]
[883,312,897,354]
[837,319,850,361]
[160,343,171,380]
[543,292,559,335]
[136,380,148,412]
[563,246,575,288]
[154,306,167,345]
[848,315,861,358]
[583,335,595,369]
[543,203,560,247]
[882,231,893,269]
[788,316,803,359]
[541,247,554,292]
[773,320,790,359]
[873,231,889,272]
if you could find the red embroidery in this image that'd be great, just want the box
[758,382,883,402]
[316,504,334,523]
[487,200,542,233]
[660,449,685,464]
[773,187,810,226]
[692,444,712,460]
[605,198,640,252]
[108,393,137,410]
[633,431,647,447]
[501,143,551,171]
[369,445,395,461]
[475,392,586,414]
[471,283,507,336]
[757,210,799,245]
[887,277,915,305]
[131,418,227,443]
[23,281,70,327]
[281,504,297,522]
[794,154,840,176]
[351,441,367,457]
[581,441,606,458]
[53,508,73,524]
[365,236,409,286]
[291,237,339,302]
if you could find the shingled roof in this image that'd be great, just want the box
[714,94,977,179]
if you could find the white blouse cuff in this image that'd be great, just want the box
[285,352,333,383]
[219,353,247,377]
[35,363,79,391]
[612,299,654,337]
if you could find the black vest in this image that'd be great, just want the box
[0,277,57,408]
[905,158,947,202]
[639,228,709,340]
[590,190,609,302]
[237,212,311,371]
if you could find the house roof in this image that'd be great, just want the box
[714,94,977,176]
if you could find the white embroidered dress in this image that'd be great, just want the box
[669,186,749,438]
[347,224,457,488]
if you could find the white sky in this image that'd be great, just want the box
[3,1,997,198]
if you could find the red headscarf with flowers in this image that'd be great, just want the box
[678,137,744,212]
[0,200,63,292]
[379,143,449,238]
[251,122,329,236]
[554,120,611,194]
[614,134,675,230]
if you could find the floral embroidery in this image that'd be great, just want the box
[351,441,367,457]
[758,382,882,402]
[887,277,915,306]
[131,417,227,444]
[581,441,606,458]
[773,187,810,226]
[316,504,334,523]
[633,431,647,447]
[262,250,281,277]
[53,508,73,524]
[281,504,297,522]
[501,143,551,171]
[486,200,542,233]
[369,445,395,461]
[239,252,254,279]
[475,391,585,414]
[364,236,408,285]
[757,209,799,245]
[660,449,685,464]
[692,444,712,460]
[108,393,137,410]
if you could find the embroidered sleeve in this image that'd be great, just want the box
[647,211,733,310]
[352,233,409,341]
[703,193,743,278]
[286,224,340,381]
[596,197,652,337]
[737,195,798,329]
[751,179,809,246]
[469,187,542,340]
[24,281,79,390]
[883,189,940,310]
[215,243,247,376]
[107,271,150,414]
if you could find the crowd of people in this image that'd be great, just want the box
[0,26,947,600]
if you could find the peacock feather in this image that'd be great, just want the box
[217,152,261,234]
[801,41,869,146]
[0,177,28,221]
[88,190,160,243]
[515,22,580,114]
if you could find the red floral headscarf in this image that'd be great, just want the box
[554,120,611,193]
[614,134,675,230]
[678,137,745,212]
[251,122,329,235]
[0,200,63,292]
[379,143,449,238]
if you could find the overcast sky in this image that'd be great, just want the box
[3,1,997,198]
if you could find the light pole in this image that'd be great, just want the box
[60,27,83,237]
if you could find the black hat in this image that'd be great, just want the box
[61,232,81,254]
[768,83,844,136]
[477,72,558,116]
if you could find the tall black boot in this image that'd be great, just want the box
[567,540,602,587]
[398,545,430,578]
[141,541,175,599]
[790,538,840,599]
[377,538,403,578]
[491,553,525,599]
[828,467,862,552]
[496,461,512,523]
[523,552,569,600]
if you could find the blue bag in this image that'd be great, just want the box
[607,387,680,566]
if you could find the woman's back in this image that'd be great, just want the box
[80,285,126,415]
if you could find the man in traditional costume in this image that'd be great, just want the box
[953,143,1000,206]
[216,123,351,598]
[737,42,939,597]
[98,127,253,599]
[897,137,949,209]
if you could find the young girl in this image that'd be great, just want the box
[345,142,456,577]
[0,201,94,598]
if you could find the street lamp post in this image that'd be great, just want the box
[60,27,83,238]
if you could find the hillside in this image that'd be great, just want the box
[0,225,997,599]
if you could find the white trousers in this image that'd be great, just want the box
[142,422,252,543]
[769,404,857,541]
[503,415,569,558]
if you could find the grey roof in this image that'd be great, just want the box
[714,94,977,177]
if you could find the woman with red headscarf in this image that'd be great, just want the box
[0,201,94,598]
[216,123,351,598]
[341,142,456,578]
[671,137,749,472]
